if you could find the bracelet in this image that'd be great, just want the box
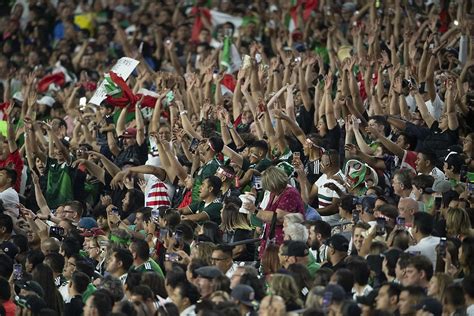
[47,214,51,221]
[227,124,234,129]
[33,216,38,221]
[384,64,393,69]
[180,110,188,115]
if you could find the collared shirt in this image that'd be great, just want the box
[225,263,239,279]
[405,235,440,270]
[180,305,196,316]
[119,273,128,285]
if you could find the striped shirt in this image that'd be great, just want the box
[315,171,345,225]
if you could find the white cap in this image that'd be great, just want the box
[37,96,55,107]
[12,91,24,102]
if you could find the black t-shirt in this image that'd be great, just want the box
[422,121,459,158]
[64,296,84,316]
[114,141,148,167]
[296,105,315,135]
[223,228,255,262]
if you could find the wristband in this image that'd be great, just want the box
[227,124,234,129]
[48,214,51,221]
[33,216,38,221]
[180,110,188,115]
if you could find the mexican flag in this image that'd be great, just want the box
[190,7,243,43]
[286,0,319,32]
[220,36,241,74]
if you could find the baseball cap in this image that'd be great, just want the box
[432,179,452,193]
[15,295,47,313]
[12,91,24,102]
[120,128,137,138]
[0,241,19,260]
[37,96,55,107]
[78,217,98,230]
[15,280,45,297]
[323,284,346,302]
[231,284,257,307]
[195,266,223,279]
[415,297,442,316]
[325,234,349,252]
[281,241,309,257]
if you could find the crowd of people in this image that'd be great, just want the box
[0,0,474,315]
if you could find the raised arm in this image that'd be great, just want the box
[445,80,459,131]
[135,102,146,146]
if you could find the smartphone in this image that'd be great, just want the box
[375,217,386,236]
[253,176,263,190]
[13,264,22,281]
[352,209,360,223]
[174,230,183,245]
[99,240,109,247]
[49,226,65,240]
[159,228,168,242]
[434,196,443,210]
[151,209,160,221]
[438,237,447,257]
[322,291,333,313]
[396,216,406,227]
[189,138,199,153]
[111,207,120,216]
[165,252,180,262]
[79,97,87,107]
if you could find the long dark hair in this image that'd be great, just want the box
[32,263,64,315]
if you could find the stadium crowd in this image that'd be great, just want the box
[0,0,474,315]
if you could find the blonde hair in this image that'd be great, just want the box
[190,241,216,265]
[445,208,473,238]
[220,203,251,232]
[269,274,303,308]
[431,273,453,302]
[262,166,289,193]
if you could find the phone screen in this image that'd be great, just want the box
[13,264,23,281]
[376,217,386,236]
[189,138,199,153]
[438,238,447,257]
[49,226,65,240]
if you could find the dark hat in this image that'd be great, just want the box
[382,248,403,268]
[281,241,309,257]
[231,284,257,307]
[325,234,349,252]
[195,266,223,279]
[415,297,442,316]
[360,195,377,213]
[15,295,47,313]
[0,241,18,260]
[324,284,346,303]
[356,290,378,306]
[15,280,45,297]
[78,217,98,230]
[120,127,137,138]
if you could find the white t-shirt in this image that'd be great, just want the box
[0,187,19,218]
[314,172,345,225]
[405,235,440,270]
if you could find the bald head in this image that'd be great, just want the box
[41,237,61,255]
[259,295,286,316]
[398,198,419,223]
